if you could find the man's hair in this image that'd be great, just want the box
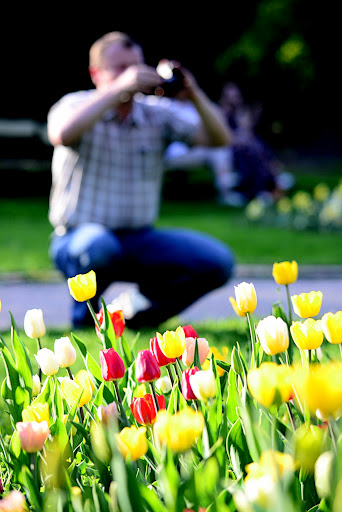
[89,32,141,67]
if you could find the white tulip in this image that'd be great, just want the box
[189,369,216,401]
[155,376,172,394]
[32,374,41,396]
[35,348,59,376]
[54,336,76,367]
[24,309,46,339]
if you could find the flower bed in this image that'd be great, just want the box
[0,263,341,511]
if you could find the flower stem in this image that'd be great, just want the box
[149,382,160,413]
[66,367,74,379]
[174,359,183,391]
[166,365,175,389]
[285,285,294,364]
[339,343,342,359]
[286,402,296,431]
[328,419,337,453]
[246,312,257,368]
[36,338,42,379]
[86,300,101,328]
[113,380,129,426]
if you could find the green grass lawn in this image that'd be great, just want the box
[0,158,341,275]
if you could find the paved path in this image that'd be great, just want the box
[1,265,341,331]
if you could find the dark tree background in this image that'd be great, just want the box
[2,1,341,155]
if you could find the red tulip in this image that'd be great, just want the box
[182,366,200,400]
[96,304,125,339]
[136,350,161,383]
[130,393,166,426]
[100,348,125,381]
[182,325,199,338]
[150,337,176,367]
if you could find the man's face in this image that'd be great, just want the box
[92,42,144,88]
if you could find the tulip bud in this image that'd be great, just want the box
[16,420,50,452]
[54,336,77,367]
[98,402,118,426]
[95,303,125,339]
[293,423,324,473]
[291,291,323,319]
[100,348,125,381]
[182,367,200,400]
[290,319,323,350]
[136,350,161,383]
[256,315,289,356]
[189,369,216,401]
[272,260,298,285]
[67,270,97,302]
[321,311,342,344]
[157,326,186,358]
[0,490,26,510]
[32,374,41,396]
[150,336,176,367]
[155,376,172,394]
[182,325,199,338]
[22,402,50,424]
[315,451,335,499]
[24,308,46,339]
[115,425,148,461]
[35,348,59,376]
[234,282,257,314]
[130,393,165,426]
[182,337,210,367]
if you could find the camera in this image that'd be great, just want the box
[155,60,185,98]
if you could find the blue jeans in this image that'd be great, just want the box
[50,224,235,328]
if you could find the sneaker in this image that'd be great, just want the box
[112,289,152,320]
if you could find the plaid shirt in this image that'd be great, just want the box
[48,91,198,231]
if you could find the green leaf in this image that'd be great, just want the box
[10,312,33,394]
[119,335,133,367]
[50,417,72,460]
[92,483,110,512]
[54,379,66,420]
[20,464,43,511]
[193,338,202,369]
[32,376,51,405]
[226,368,239,425]
[227,419,252,478]
[101,296,117,350]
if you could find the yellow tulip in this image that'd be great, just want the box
[157,326,186,358]
[202,346,229,377]
[229,296,246,317]
[245,450,295,482]
[234,282,257,314]
[272,260,298,285]
[290,319,323,350]
[115,425,147,461]
[247,362,293,408]
[256,315,289,355]
[291,291,323,318]
[321,311,342,344]
[154,406,204,453]
[22,402,50,424]
[67,270,97,302]
[292,362,342,420]
[61,370,94,407]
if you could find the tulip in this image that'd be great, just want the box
[247,362,293,408]
[67,270,97,302]
[0,490,27,511]
[157,326,186,358]
[136,350,161,383]
[35,348,59,376]
[291,291,323,318]
[98,402,118,426]
[189,369,216,401]
[290,319,323,351]
[150,336,176,367]
[229,296,246,317]
[182,367,200,400]
[155,376,172,394]
[292,362,342,420]
[272,260,298,285]
[245,450,295,482]
[61,370,94,408]
[182,324,199,338]
[100,348,125,381]
[234,282,257,314]
[135,384,147,397]
[322,311,342,344]
[293,423,324,473]
[32,374,41,396]
[115,425,148,461]
[256,315,289,356]
[315,451,335,499]
[95,303,125,339]
[154,406,204,453]
[181,337,210,367]
[54,336,76,368]
[22,402,49,424]
[24,308,46,339]
[16,420,50,452]
[130,393,165,426]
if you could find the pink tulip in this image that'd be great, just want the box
[182,337,210,367]
[136,350,161,383]
[182,367,200,400]
[16,421,50,452]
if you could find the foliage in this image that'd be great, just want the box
[1,264,342,511]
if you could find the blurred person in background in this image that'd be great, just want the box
[47,31,235,329]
